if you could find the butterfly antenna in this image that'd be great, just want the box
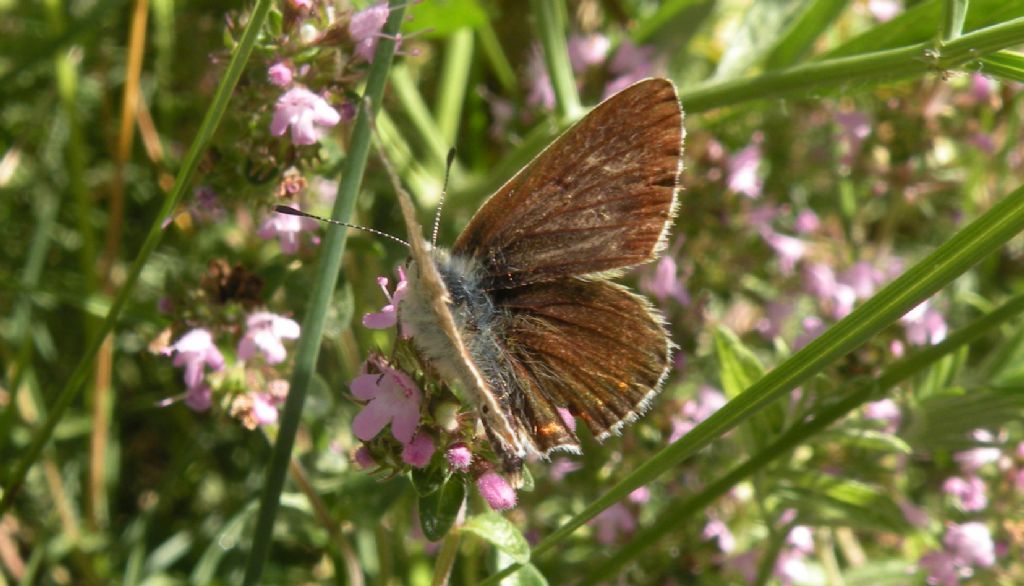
[273,206,410,248]
[431,148,457,247]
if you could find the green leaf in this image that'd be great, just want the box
[762,0,848,69]
[405,0,487,37]
[714,326,765,398]
[409,457,448,496]
[980,50,1024,83]
[463,512,530,565]
[419,476,466,542]
[714,327,784,443]
[497,555,548,586]
[781,475,908,532]
[814,428,912,454]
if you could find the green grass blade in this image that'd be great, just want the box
[630,0,707,45]
[0,0,274,514]
[481,182,1024,584]
[944,0,970,40]
[762,0,848,70]
[578,293,1024,585]
[436,27,474,147]
[980,50,1024,82]
[240,3,407,584]
[391,64,450,172]
[476,19,517,95]
[529,0,581,120]
[680,16,1024,113]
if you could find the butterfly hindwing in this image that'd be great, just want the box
[497,278,672,446]
[452,78,684,290]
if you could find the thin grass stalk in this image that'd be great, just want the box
[481,182,1024,584]
[681,16,1024,112]
[240,3,407,583]
[530,0,581,120]
[436,27,474,147]
[391,64,450,171]
[577,292,1024,584]
[0,0,274,514]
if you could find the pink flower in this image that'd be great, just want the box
[943,475,988,511]
[787,526,814,555]
[840,261,885,299]
[902,301,948,346]
[794,209,820,233]
[258,203,320,254]
[446,443,472,472]
[920,551,959,586]
[354,446,376,469]
[268,62,293,87]
[867,0,902,22]
[349,2,396,62]
[251,392,280,426]
[185,384,213,412]
[363,268,408,329]
[775,548,811,586]
[589,503,635,544]
[237,312,301,365]
[835,110,871,167]
[794,315,826,349]
[863,398,901,432]
[703,519,735,553]
[190,186,224,223]
[164,329,225,390]
[670,386,726,442]
[476,470,517,510]
[402,432,435,468]
[351,365,422,444]
[628,486,650,504]
[640,255,690,306]
[270,87,341,146]
[970,73,994,104]
[290,0,313,10]
[727,142,763,198]
[804,263,837,300]
[899,499,929,528]
[550,458,582,482]
[763,231,806,275]
[567,33,610,71]
[945,521,996,567]
[954,429,1001,472]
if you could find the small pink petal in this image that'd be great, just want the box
[402,432,435,468]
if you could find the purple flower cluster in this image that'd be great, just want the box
[161,311,300,429]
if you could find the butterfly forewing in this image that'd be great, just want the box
[452,78,684,290]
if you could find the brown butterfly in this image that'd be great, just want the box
[396,78,684,483]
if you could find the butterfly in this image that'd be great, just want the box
[395,78,684,483]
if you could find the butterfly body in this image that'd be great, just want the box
[395,78,685,482]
